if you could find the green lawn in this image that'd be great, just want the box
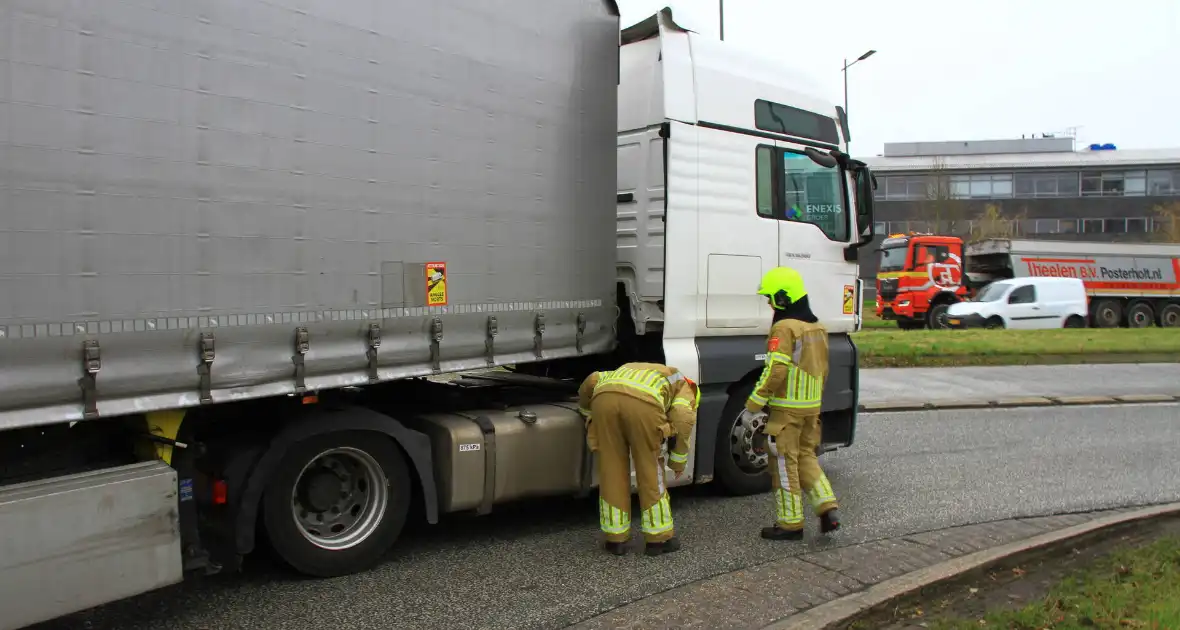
[855,301,1180,367]
[929,535,1180,630]
[855,327,1180,367]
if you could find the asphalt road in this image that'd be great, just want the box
[860,363,1180,404]
[33,403,1180,630]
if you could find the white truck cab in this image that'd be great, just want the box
[614,8,878,494]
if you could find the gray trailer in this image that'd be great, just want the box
[1,1,618,625]
[0,2,870,626]
[965,239,1180,328]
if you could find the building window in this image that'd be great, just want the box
[1147,169,1180,196]
[949,173,1013,199]
[1059,219,1077,233]
[1081,218,1104,233]
[1127,218,1148,233]
[881,175,930,201]
[1014,172,1080,198]
[1081,171,1139,196]
[1124,171,1146,196]
[1105,218,1127,233]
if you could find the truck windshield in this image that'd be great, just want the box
[974,282,1010,302]
[877,245,909,272]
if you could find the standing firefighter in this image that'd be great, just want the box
[744,266,842,540]
[577,362,699,556]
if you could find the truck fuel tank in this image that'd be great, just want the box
[406,403,591,514]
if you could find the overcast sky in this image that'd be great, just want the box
[617,0,1180,157]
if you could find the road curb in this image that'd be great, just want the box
[762,502,1180,630]
[858,393,1180,413]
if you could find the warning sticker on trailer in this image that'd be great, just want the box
[426,262,448,306]
[842,285,856,315]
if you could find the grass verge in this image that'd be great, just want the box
[928,534,1180,630]
[855,300,1180,367]
[855,327,1180,368]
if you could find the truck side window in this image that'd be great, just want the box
[1008,285,1036,304]
[915,245,952,267]
[756,147,774,218]
[754,145,850,242]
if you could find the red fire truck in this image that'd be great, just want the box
[874,233,970,329]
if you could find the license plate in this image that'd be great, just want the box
[948,318,961,325]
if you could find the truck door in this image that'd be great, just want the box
[771,142,859,328]
[701,137,784,330]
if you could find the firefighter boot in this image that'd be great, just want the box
[820,508,841,534]
[760,525,804,541]
[604,541,628,556]
[644,536,682,556]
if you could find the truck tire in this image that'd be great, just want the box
[713,380,771,496]
[927,302,952,330]
[1160,303,1180,328]
[985,316,1005,330]
[261,431,411,578]
[1064,315,1086,329]
[1090,299,1122,328]
[1125,302,1155,329]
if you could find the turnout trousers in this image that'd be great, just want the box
[591,391,675,544]
[766,409,838,531]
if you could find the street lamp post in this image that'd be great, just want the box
[842,49,876,151]
[719,0,725,41]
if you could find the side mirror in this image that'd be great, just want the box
[803,147,839,168]
[842,165,878,262]
[835,106,851,144]
[855,166,876,242]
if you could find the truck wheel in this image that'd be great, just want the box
[713,380,771,496]
[1064,315,1086,329]
[927,303,952,330]
[1090,299,1122,328]
[261,431,411,578]
[985,316,1005,330]
[1125,302,1155,329]
[1160,304,1180,328]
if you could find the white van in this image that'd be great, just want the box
[946,277,1089,330]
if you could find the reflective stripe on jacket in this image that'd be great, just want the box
[747,319,830,411]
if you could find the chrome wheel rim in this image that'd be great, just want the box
[290,447,389,551]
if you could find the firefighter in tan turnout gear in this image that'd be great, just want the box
[577,363,700,556]
[743,266,842,540]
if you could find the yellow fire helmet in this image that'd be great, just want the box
[756,266,807,310]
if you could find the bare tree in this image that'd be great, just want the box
[969,204,1026,242]
[1151,201,1180,243]
[912,156,969,235]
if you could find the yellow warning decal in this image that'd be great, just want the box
[842,285,855,315]
[426,262,448,306]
